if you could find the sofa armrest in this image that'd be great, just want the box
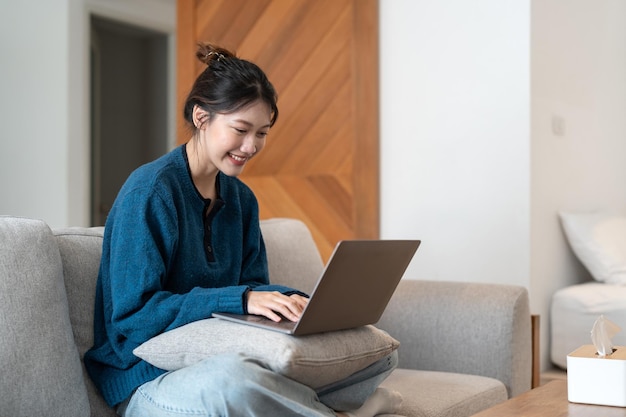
[376,279,531,398]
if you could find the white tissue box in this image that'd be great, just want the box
[567,345,626,407]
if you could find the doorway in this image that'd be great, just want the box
[90,16,169,226]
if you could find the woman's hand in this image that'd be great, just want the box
[246,291,309,322]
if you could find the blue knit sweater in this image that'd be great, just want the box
[84,145,297,407]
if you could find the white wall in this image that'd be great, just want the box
[0,0,74,227]
[379,0,626,371]
[530,0,626,369]
[380,0,531,288]
[0,0,173,228]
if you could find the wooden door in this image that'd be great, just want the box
[177,0,379,260]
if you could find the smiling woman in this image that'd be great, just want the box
[182,44,277,201]
[83,42,401,417]
[186,101,271,196]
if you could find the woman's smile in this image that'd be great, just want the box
[228,152,253,165]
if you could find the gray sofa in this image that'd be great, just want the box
[0,216,531,417]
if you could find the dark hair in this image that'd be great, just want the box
[183,43,278,133]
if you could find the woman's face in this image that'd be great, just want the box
[196,100,271,178]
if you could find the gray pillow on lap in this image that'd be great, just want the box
[134,318,399,389]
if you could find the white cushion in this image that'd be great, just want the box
[134,319,399,389]
[550,282,626,368]
[559,209,626,284]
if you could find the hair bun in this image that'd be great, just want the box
[196,43,234,65]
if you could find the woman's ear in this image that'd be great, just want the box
[192,105,210,129]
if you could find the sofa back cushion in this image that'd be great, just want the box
[260,218,324,294]
[54,226,117,417]
[0,216,90,417]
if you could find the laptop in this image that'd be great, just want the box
[212,239,420,336]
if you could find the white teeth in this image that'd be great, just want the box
[229,153,246,162]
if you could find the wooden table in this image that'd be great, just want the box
[471,380,626,417]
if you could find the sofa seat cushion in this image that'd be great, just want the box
[0,217,90,417]
[379,368,507,417]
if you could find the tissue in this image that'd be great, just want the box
[567,315,626,407]
[591,315,621,357]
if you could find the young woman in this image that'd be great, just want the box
[84,43,402,417]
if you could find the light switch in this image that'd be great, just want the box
[552,115,565,136]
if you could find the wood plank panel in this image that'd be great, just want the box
[352,0,379,238]
[177,0,379,261]
[250,45,350,175]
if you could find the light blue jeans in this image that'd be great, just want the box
[118,351,397,417]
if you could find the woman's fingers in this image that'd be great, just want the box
[246,291,309,322]
[289,294,309,311]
